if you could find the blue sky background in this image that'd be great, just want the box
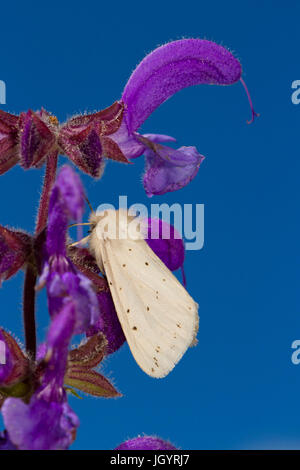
[1,0,300,450]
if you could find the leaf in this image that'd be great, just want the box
[65,368,121,398]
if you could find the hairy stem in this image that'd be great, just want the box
[23,265,37,359]
[23,151,58,358]
[35,151,58,234]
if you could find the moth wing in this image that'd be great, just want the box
[99,238,199,378]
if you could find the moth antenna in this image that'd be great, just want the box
[181,265,187,287]
[68,235,91,247]
[68,222,92,228]
[84,195,94,213]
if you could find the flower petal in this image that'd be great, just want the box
[46,165,85,257]
[0,430,16,450]
[108,119,145,159]
[42,302,76,393]
[2,396,79,450]
[86,291,126,354]
[122,38,241,132]
[53,165,85,222]
[115,436,177,450]
[145,218,185,272]
[46,269,100,335]
[142,139,204,196]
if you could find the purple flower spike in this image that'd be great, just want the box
[40,165,100,334]
[52,164,85,223]
[2,304,79,450]
[115,436,177,450]
[47,164,85,257]
[122,39,241,133]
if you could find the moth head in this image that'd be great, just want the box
[90,209,147,242]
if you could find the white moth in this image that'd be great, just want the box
[88,209,199,378]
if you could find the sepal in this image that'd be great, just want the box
[0,329,30,407]
[0,226,32,284]
[0,110,19,175]
[67,333,107,369]
[65,333,121,398]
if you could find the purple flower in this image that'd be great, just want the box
[115,436,177,450]
[112,38,256,196]
[87,291,126,354]
[0,431,16,450]
[40,165,100,334]
[145,217,185,282]
[141,134,205,197]
[2,303,79,450]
